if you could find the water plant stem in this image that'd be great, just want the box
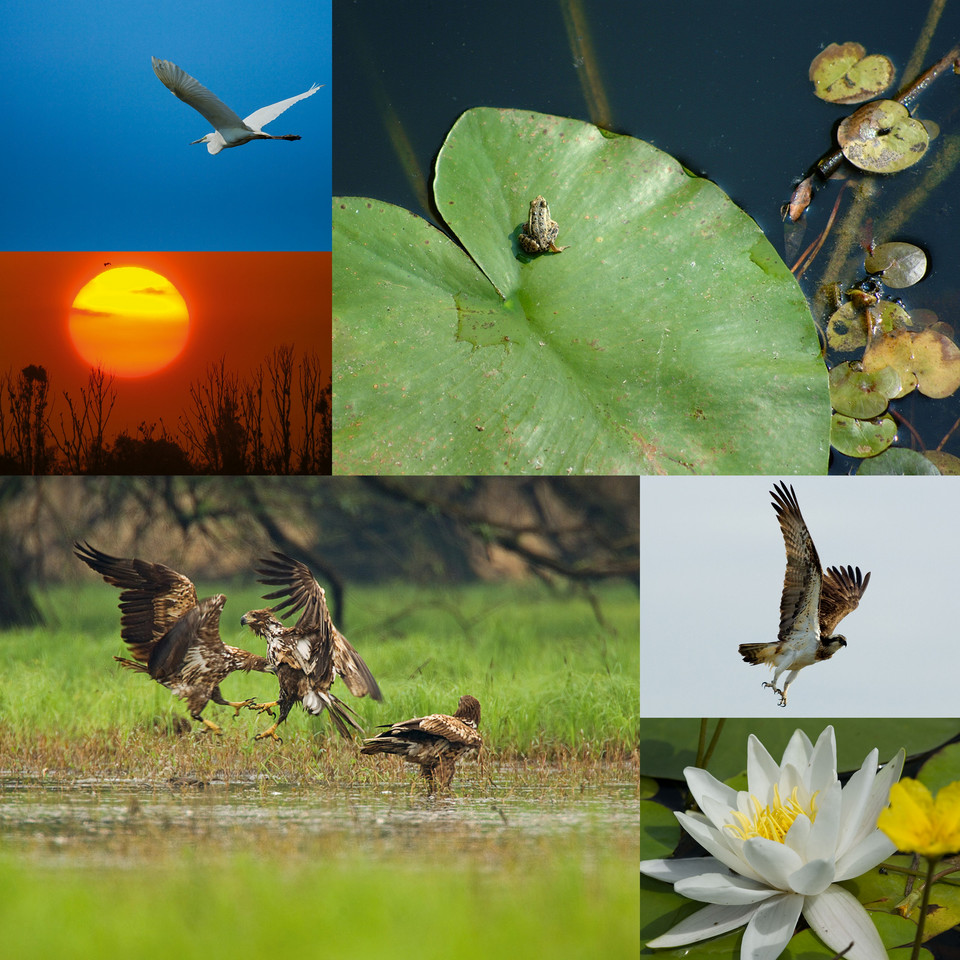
[909,856,938,960]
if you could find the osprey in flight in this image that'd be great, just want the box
[240,552,382,742]
[75,542,272,732]
[361,695,482,790]
[738,483,870,706]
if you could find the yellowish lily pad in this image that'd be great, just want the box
[837,100,930,173]
[810,42,895,104]
[830,412,897,457]
[829,361,900,418]
[862,328,960,399]
[827,299,911,352]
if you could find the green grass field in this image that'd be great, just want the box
[0,579,638,778]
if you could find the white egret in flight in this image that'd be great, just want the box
[151,57,322,155]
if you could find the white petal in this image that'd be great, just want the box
[781,727,817,775]
[676,811,764,882]
[836,748,878,856]
[851,750,905,849]
[747,734,781,803]
[740,892,804,960]
[783,812,812,858]
[787,857,834,896]
[741,837,803,891]
[686,765,739,814]
[834,829,896,882]
[803,884,888,960]
[640,856,721,883]
[806,780,842,864]
[676,871,779,905]
[646,901,759,949]
[805,726,838,794]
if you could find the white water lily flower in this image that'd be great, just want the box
[641,726,904,960]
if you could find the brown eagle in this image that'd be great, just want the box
[75,541,273,733]
[738,483,870,706]
[240,552,382,742]
[361,695,482,789]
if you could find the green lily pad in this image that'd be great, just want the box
[918,740,960,795]
[863,328,960,399]
[334,107,829,474]
[837,100,930,174]
[865,242,928,288]
[829,361,899,418]
[641,800,681,860]
[810,42,895,104]
[831,411,897,457]
[857,447,941,475]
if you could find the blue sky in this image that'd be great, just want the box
[1,0,330,251]
[641,476,959,718]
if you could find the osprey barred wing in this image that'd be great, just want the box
[819,565,870,637]
[770,482,823,643]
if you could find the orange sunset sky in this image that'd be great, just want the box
[0,252,330,437]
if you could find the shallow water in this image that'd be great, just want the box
[0,772,638,868]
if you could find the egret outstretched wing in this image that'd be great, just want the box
[152,57,249,134]
[244,84,322,130]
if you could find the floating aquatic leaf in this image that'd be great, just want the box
[857,447,941,475]
[830,412,897,457]
[837,100,930,173]
[865,242,927,288]
[922,450,960,474]
[862,328,960,399]
[828,361,899,418]
[826,299,911,352]
[809,42,895,104]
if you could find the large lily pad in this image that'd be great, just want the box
[334,107,829,474]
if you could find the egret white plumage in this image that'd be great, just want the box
[151,57,321,155]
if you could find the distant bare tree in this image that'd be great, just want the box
[7,365,51,474]
[297,351,331,474]
[242,364,267,473]
[267,344,294,474]
[179,358,249,473]
[54,365,117,473]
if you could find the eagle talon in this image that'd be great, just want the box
[254,722,283,744]
[228,697,260,718]
[248,701,278,718]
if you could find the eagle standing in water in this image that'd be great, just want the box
[738,483,870,706]
[75,542,272,733]
[361,695,482,790]
[240,552,382,742]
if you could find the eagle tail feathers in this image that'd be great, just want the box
[738,642,777,665]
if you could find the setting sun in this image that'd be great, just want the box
[69,266,189,377]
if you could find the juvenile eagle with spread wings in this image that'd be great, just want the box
[240,552,382,742]
[75,542,272,733]
[738,483,870,706]
[361,695,482,790]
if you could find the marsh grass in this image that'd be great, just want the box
[0,580,638,781]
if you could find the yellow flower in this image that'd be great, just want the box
[877,778,960,858]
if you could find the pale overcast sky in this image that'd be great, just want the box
[640,476,959,718]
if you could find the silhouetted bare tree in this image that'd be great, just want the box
[242,364,267,473]
[180,358,249,473]
[54,365,117,473]
[297,351,331,474]
[7,365,51,474]
[267,344,294,474]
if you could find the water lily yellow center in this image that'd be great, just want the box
[725,785,818,842]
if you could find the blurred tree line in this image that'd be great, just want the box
[0,477,638,628]
[0,345,331,476]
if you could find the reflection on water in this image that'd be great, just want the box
[0,772,638,868]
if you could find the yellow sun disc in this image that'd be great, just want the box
[69,266,190,377]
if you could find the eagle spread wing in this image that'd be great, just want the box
[256,552,382,701]
[74,540,199,665]
[770,482,823,645]
[819,564,870,637]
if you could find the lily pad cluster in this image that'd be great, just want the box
[824,241,960,459]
